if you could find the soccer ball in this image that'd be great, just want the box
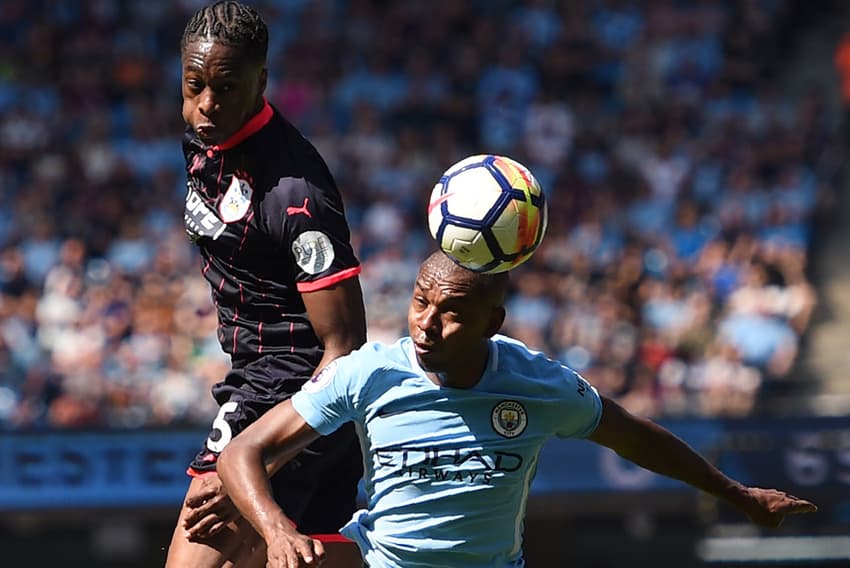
[427,154,548,274]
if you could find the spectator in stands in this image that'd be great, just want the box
[0,0,833,432]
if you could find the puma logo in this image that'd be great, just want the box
[286,197,312,218]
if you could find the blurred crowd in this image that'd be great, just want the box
[0,0,838,429]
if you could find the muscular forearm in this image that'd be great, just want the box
[219,435,328,566]
[613,416,745,504]
[617,417,817,527]
[598,409,818,526]
[218,437,293,541]
[590,398,746,507]
[217,401,321,541]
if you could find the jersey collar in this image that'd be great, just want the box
[211,97,273,152]
[403,337,498,390]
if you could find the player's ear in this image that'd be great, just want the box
[484,306,505,338]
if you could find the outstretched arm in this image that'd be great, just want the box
[217,399,325,567]
[588,396,817,527]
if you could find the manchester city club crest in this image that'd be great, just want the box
[219,175,253,223]
[491,400,528,438]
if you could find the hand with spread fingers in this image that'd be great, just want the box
[263,524,326,568]
[182,475,241,541]
[735,486,818,528]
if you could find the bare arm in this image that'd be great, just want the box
[182,277,365,542]
[588,396,817,527]
[302,275,367,371]
[217,399,325,567]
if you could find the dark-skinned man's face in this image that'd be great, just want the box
[181,40,267,145]
[407,262,505,385]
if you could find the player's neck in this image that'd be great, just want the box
[429,341,490,389]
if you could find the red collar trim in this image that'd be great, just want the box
[212,97,273,151]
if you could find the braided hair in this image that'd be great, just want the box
[181,1,268,63]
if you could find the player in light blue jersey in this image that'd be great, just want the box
[215,251,817,568]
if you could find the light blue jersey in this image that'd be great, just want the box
[291,334,602,568]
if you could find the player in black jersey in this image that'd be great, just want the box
[165,3,366,567]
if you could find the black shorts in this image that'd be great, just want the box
[188,355,363,534]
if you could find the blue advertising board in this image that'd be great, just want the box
[0,430,199,510]
[1,417,849,512]
[537,416,850,495]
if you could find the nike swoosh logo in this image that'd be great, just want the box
[427,191,456,215]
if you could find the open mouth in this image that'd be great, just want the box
[195,124,218,141]
[413,340,436,355]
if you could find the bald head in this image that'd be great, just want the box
[419,252,509,309]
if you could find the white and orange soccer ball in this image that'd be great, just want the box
[427,154,548,274]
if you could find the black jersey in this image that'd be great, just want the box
[182,99,360,375]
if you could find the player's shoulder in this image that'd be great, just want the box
[305,341,397,389]
[254,106,340,204]
[348,338,411,369]
[325,339,415,400]
[262,107,328,168]
[263,167,339,210]
[491,334,583,388]
[344,338,419,383]
[491,334,555,365]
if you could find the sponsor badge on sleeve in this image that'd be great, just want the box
[302,360,338,393]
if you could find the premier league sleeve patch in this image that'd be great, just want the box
[491,400,528,438]
[302,360,338,393]
[292,230,335,274]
